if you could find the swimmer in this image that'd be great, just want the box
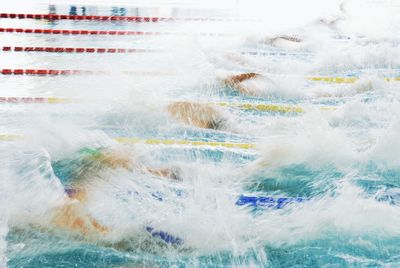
[167,101,228,130]
[50,146,180,237]
[221,72,265,96]
[317,1,346,29]
[166,73,268,129]
[250,1,346,48]
[260,35,303,48]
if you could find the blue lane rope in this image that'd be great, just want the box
[236,195,307,209]
[146,226,184,245]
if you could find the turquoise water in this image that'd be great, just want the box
[2,1,400,267]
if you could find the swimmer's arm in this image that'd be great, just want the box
[52,200,108,236]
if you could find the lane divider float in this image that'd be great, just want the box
[0,134,255,150]
[1,46,160,53]
[219,102,336,112]
[218,102,304,113]
[0,97,70,103]
[0,97,337,113]
[1,46,310,58]
[1,68,398,83]
[0,27,227,37]
[0,69,171,76]
[242,51,313,57]
[308,76,400,83]
[0,13,257,22]
[114,137,255,149]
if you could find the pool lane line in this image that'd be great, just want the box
[0,97,337,113]
[0,134,255,150]
[0,97,71,103]
[1,46,161,53]
[308,77,358,83]
[1,46,309,57]
[0,13,259,23]
[115,137,255,149]
[0,69,172,76]
[309,77,400,83]
[218,102,305,113]
[241,51,313,57]
[0,134,24,141]
[1,69,399,83]
[0,27,229,37]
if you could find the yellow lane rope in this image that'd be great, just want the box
[0,134,255,149]
[308,77,358,83]
[217,102,305,113]
[308,77,400,83]
[0,134,24,141]
[0,98,336,113]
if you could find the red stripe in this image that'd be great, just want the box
[0,12,180,21]
[0,97,52,103]
[48,70,60,75]
[0,69,167,76]
[25,69,36,75]
[1,69,13,75]
[13,69,24,75]
[0,68,105,76]
[1,46,160,53]
[37,70,48,75]
[0,13,254,23]
[0,27,170,36]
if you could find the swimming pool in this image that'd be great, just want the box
[2,0,400,267]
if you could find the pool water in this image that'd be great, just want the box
[2,0,400,267]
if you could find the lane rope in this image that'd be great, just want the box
[2,46,310,57]
[308,76,400,83]
[0,13,257,22]
[218,102,304,113]
[308,77,358,83]
[1,69,398,83]
[0,97,71,103]
[114,137,255,149]
[0,27,227,36]
[1,46,160,53]
[0,97,337,113]
[0,134,255,149]
[0,69,172,76]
